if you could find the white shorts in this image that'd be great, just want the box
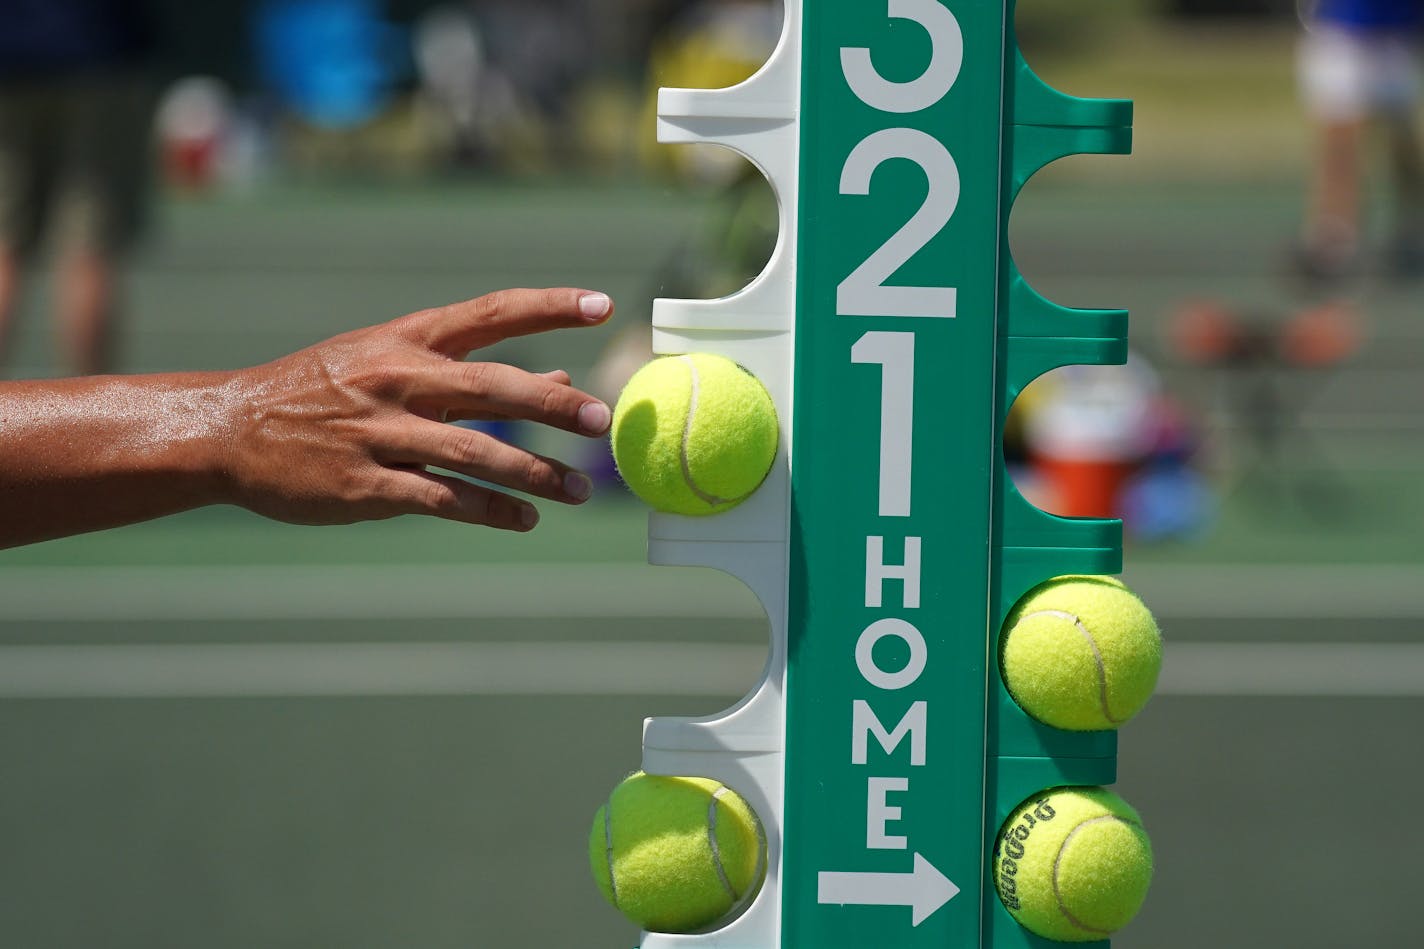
[1298,23,1422,121]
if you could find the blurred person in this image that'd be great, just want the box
[0,287,615,550]
[410,3,558,172]
[1294,0,1424,283]
[476,0,591,148]
[412,5,487,164]
[0,0,158,376]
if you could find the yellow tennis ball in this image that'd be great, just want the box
[611,354,778,515]
[995,786,1153,942]
[589,771,766,933]
[1000,575,1162,731]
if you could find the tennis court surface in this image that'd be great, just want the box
[2,178,1422,948]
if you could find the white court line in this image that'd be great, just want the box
[0,641,1421,699]
[0,642,769,699]
[0,562,1421,622]
[0,564,764,622]
[1158,643,1424,697]
[1124,563,1424,620]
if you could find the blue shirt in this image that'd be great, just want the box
[1316,0,1424,30]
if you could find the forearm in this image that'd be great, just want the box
[0,372,237,549]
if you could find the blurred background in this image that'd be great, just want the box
[2,0,1422,946]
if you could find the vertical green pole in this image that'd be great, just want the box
[782,1,1131,947]
[783,2,1007,945]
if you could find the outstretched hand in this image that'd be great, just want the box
[221,287,615,532]
[0,288,615,549]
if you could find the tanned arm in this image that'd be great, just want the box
[0,287,614,550]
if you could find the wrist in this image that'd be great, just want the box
[80,370,246,512]
[155,370,246,510]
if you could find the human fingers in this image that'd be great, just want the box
[377,417,594,504]
[382,468,541,531]
[416,362,610,436]
[404,288,613,356]
[441,369,573,423]
[540,369,573,386]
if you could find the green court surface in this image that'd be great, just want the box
[2,176,1422,948]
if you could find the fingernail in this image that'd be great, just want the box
[578,401,611,435]
[579,292,611,320]
[564,471,593,502]
[520,504,539,529]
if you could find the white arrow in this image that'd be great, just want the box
[817,852,960,926]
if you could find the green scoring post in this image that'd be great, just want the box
[592,2,1151,947]
[788,1,1003,944]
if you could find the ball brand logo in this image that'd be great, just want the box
[995,799,1056,910]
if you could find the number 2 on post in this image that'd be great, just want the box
[836,1,963,319]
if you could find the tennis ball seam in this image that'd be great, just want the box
[707,786,739,901]
[1051,814,1143,936]
[1019,607,1123,725]
[601,799,619,907]
[678,355,748,508]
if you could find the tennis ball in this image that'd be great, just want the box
[589,771,765,933]
[611,354,778,515]
[1000,575,1162,731]
[995,786,1153,942]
